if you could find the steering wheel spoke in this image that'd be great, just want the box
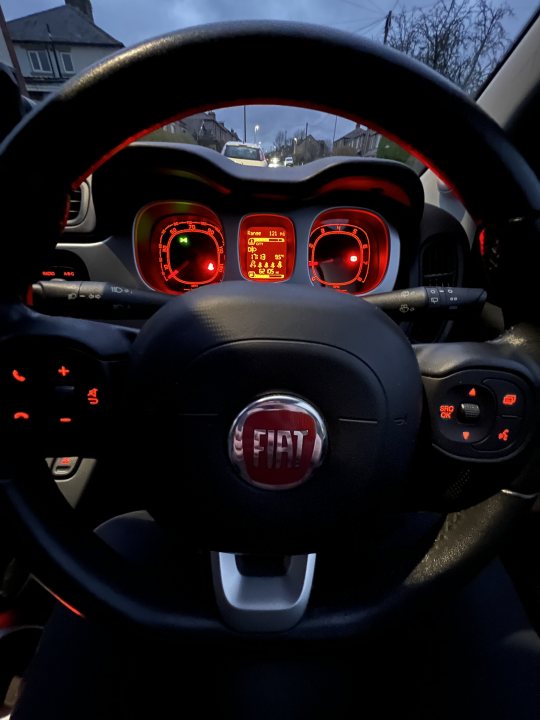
[416,326,540,465]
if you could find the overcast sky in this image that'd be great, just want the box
[2,0,537,149]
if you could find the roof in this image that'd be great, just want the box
[335,123,372,143]
[223,141,259,148]
[182,112,239,137]
[7,5,123,47]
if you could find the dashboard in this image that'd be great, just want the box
[133,202,395,296]
[39,141,473,339]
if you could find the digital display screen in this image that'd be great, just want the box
[239,215,295,283]
[246,227,287,280]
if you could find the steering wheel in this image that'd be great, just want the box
[1,20,540,642]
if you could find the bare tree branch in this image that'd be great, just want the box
[386,0,513,94]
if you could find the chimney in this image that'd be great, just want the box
[65,0,94,22]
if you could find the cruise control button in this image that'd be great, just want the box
[473,416,522,451]
[482,378,524,416]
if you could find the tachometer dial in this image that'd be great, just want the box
[309,208,389,295]
[157,216,225,292]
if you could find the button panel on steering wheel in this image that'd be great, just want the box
[0,339,110,455]
[423,369,530,460]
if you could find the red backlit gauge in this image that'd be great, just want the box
[156,216,225,292]
[134,203,225,295]
[309,208,389,295]
[239,214,295,282]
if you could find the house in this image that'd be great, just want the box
[334,123,380,157]
[181,111,240,152]
[295,134,327,164]
[5,0,123,101]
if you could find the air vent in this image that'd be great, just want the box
[421,235,460,287]
[67,181,90,226]
[68,187,82,222]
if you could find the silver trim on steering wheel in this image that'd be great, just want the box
[211,551,316,632]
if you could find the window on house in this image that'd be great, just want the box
[28,49,52,74]
[59,52,75,74]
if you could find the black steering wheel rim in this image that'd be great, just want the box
[0,20,539,641]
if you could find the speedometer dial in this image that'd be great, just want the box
[134,202,225,295]
[309,208,389,295]
[157,217,224,291]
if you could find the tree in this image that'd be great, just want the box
[386,0,513,95]
[273,130,288,151]
[376,136,425,172]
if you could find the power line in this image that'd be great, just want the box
[334,0,388,18]
[350,16,387,35]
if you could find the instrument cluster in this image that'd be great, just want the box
[133,201,395,296]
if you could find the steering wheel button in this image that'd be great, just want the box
[46,413,78,429]
[1,406,34,435]
[441,422,487,443]
[423,374,499,455]
[10,409,32,424]
[8,367,32,386]
[436,388,493,442]
[84,386,103,410]
[49,385,77,414]
[0,362,36,395]
[458,402,481,421]
[482,378,525,416]
[53,364,77,385]
[53,385,76,398]
[45,355,80,386]
[473,416,522,452]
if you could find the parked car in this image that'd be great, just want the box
[221,140,268,166]
[0,4,539,720]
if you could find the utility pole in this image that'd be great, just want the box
[0,5,27,93]
[47,23,63,79]
[243,106,246,143]
[383,11,392,44]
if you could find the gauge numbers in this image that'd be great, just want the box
[158,217,225,291]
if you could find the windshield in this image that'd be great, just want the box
[1,0,538,172]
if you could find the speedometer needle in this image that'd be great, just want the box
[166,260,189,281]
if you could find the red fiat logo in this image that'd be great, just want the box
[228,395,327,489]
